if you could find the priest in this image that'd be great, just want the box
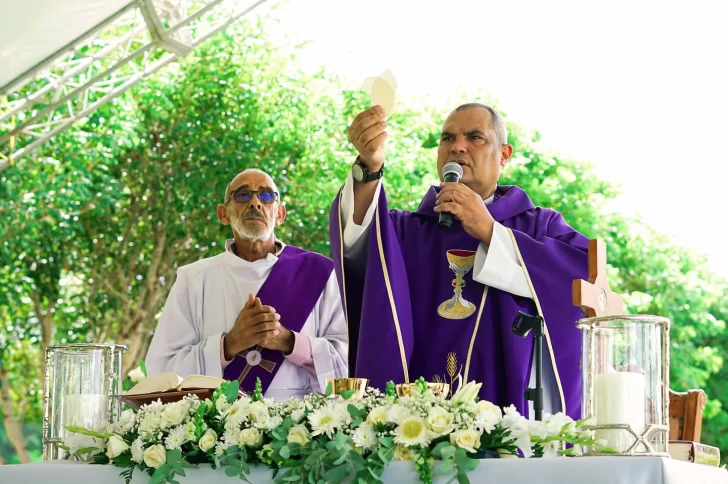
[147,169,347,399]
[329,103,588,419]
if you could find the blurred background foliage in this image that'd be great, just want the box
[1,11,726,464]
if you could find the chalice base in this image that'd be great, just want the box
[437,297,476,319]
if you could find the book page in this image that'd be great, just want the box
[124,372,183,395]
[178,375,226,390]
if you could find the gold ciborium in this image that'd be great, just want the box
[395,382,450,398]
[438,250,477,320]
[324,378,369,399]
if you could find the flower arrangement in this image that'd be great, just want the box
[63,378,603,484]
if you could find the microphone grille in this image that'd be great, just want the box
[442,162,463,179]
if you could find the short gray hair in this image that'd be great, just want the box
[223,168,279,205]
[453,103,508,146]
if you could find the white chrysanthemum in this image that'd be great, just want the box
[352,423,377,450]
[366,406,389,425]
[223,399,251,431]
[114,409,136,434]
[215,442,230,457]
[394,416,433,448]
[386,404,409,425]
[137,411,162,439]
[130,438,144,463]
[223,429,240,446]
[308,404,346,439]
[264,414,283,431]
[165,424,190,450]
[475,400,502,433]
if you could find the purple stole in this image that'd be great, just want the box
[223,246,333,394]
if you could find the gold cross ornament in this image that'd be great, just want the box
[236,345,277,384]
[572,239,625,317]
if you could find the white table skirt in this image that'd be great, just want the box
[1,457,726,484]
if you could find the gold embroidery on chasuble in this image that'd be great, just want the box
[235,345,277,384]
[437,249,478,320]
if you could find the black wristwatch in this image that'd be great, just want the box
[351,157,384,183]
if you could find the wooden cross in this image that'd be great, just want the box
[236,345,277,384]
[572,239,625,317]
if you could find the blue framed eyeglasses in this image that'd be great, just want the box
[230,188,279,204]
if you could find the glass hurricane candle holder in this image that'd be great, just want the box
[43,343,126,460]
[577,315,669,456]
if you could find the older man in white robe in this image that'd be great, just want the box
[146,169,347,399]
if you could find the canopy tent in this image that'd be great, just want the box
[0,0,268,173]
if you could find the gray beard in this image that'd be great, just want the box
[230,216,274,243]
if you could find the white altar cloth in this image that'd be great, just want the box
[0,457,726,483]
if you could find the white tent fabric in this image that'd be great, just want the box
[0,0,135,93]
[0,0,268,171]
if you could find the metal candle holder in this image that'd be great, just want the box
[42,343,127,460]
[577,315,670,456]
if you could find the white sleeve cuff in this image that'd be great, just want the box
[473,223,533,299]
[341,171,382,250]
[202,331,225,378]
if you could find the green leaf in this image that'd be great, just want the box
[378,437,393,448]
[279,445,290,459]
[323,465,350,482]
[221,380,240,404]
[140,360,147,377]
[456,472,471,484]
[64,425,112,439]
[325,381,333,396]
[341,389,355,400]
[225,467,240,477]
[431,441,452,458]
[166,449,182,465]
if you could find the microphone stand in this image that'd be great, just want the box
[511,311,545,421]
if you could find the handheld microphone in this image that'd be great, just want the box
[438,162,464,229]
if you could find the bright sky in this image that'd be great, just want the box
[265,0,728,276]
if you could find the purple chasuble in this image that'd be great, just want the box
[329,185,588,420]
[223,245,333,394]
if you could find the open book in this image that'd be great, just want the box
[124,372,226,396]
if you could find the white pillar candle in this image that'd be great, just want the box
[61,394,108,435]
[594,372,646,452]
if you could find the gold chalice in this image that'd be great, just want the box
[324,378,369,399]
[395,382,450,398]
[438,250,477,319]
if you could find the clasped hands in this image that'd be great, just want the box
[223,293,295,360]
[434,182,496,244]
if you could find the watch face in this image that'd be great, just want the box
[352,163,364,182]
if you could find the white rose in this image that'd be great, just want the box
[287,425,310,446]
[366,406,389,425]
[476,400,501,416]
[426,406,454,436]
[161,401,188,428]
[449,429,481,454]
[239,427,263,448]
[199,429,218,452]
[105,435,130,459]
[115,409,136,434]
[128,366,146,383]
[131,438,144,463]
[143,444,167,469]
[393,445,415,461]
